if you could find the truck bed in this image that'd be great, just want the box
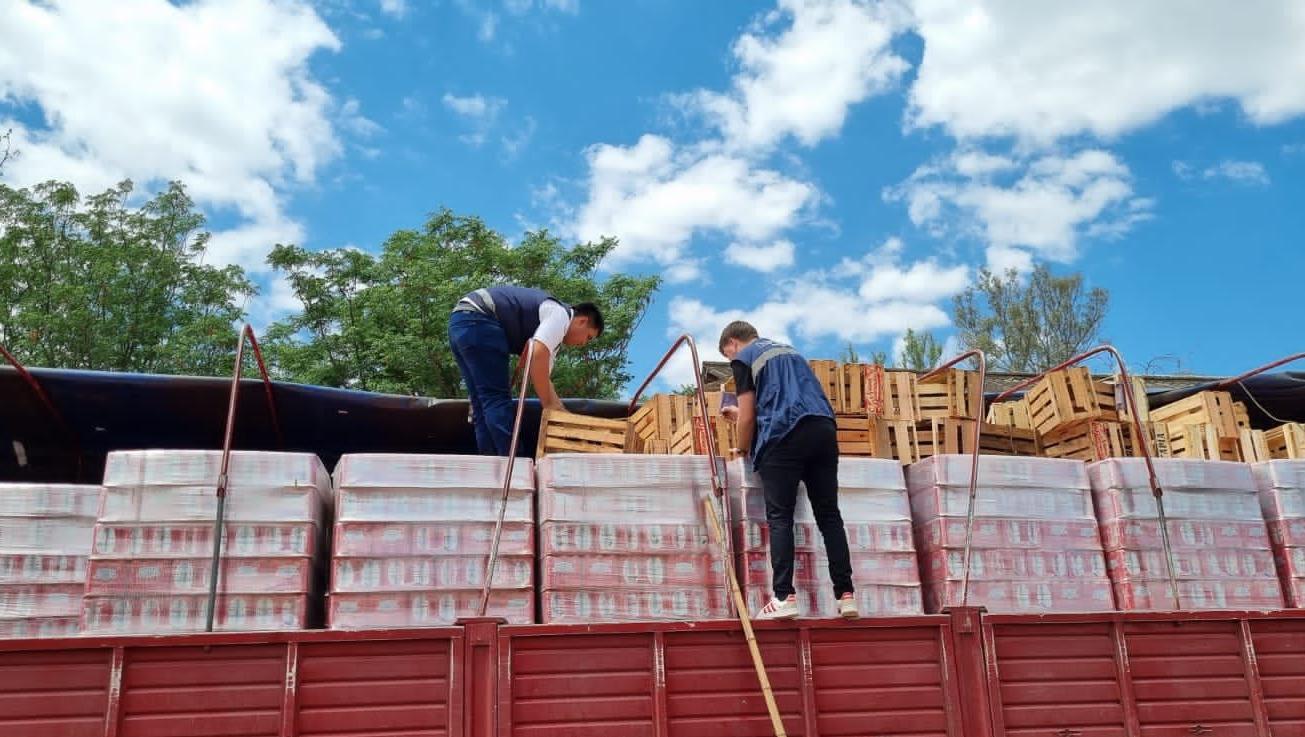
[3,606,1302,737]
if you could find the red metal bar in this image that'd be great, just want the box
[992,344,1182,610]
[948,606,995,737]
[205,324,284,632]
[0,342,83,479]
[1215,351,1305,388]
[477,339,536,617]
[921,350,987,606]
[456,617,504,737]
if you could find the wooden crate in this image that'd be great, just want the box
[870,419,917,464]
[1026,368,1118,435]
[914,418,974,459]
[865,365,918,421]
[1240,429,1271,463]
[809,360,840,409]
[1040,420,1127,462]
[978,423,1039,457]
[836,363,867,414]
[669,421,696,455]
[986,398,1032,430]
[538,410,628,456]
[1112,375,1150,423]
[1121,422,1172,459]
[1234,402,1251,431]
[916,369,980,421]
[1149,391,1239,439]
[627,394,691,446]
[835,414,875,456]
[1266,423,1305,459]
[1167,423,1240,462]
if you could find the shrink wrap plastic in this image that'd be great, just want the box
[1252,461,1305,607]
[730,458,923,618]
[1089,458,1282,610]
[0,483,99,637]
[909,456,1114,613]
[329,454,534,628]
[83,451,330,634]
[537,455,730,623]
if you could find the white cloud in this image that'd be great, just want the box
[501,115,537,158]
[888,148,1150,270]
[1174,158,1270,186]
[857,258,969,303]
[542,0,580,13]
[0,0,346,280]
[680,0,909,150]
[378,0,407,18]
[506,0,579,14]
[571,135,817,269]
[442,93,506,120]
[724,240,796,272]
[478,12,499,42]
[1284,143,1305,156]
[907,0,1305,144]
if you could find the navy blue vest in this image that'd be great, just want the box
[480,286,569,354]
[736,337,834,468]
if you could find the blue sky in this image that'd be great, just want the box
[3,1,1304,390]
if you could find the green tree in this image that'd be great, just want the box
[898,328,943,371]
[0,179,254,374]
[952,265,1108,373]
[840,343,887,366]
[265,209,660,399]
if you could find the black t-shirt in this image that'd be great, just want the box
[730,359,756,394]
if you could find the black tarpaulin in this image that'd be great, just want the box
[0,367,629,484]
[1145,371,1305,429]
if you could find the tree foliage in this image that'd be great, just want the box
[264,209,660,399]
[898,328,943,371]
[951,265,1109,373]
[0,179,254,374]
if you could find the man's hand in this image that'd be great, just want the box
[720,405,740,423]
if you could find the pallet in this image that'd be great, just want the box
[1026,367,1118,435]
[986,398,1032,430]
[1266,423,1305,459]
[865,365,918,421]
[1039,420,1127,462]
[1149,391,1240,439]
[809,360,840,409]
[538,410,628,456]
[1112,375,1150,423]
[916,369,980,421]
[1167,423,1240,461]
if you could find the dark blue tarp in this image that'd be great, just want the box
[0,367,629,484]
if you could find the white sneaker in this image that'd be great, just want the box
[755,595,799,620]
[837,593,859,619]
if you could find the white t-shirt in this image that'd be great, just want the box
[533,300,571,369]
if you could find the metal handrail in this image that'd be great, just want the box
[205,324,284,632]
[0,343,83,479]
[1214,351,1305,388]
[920,350,986,607]
[477,339,536,617]
[993,345,1181,610]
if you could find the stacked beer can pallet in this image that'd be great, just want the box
[908,455,1115,613]
[1251,461,1305,607]
[83,450,331,633]
[1089,458,1282,609]
[728,457,923,617]
[328,454,534,628]
[0,483,100,638]
[536,454,729,623]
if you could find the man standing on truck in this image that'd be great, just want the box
[449,286,604,456]
[718,320,858,620]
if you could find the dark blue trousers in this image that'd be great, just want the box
[448,310,517,456]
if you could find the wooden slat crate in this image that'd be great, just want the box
[978,423,1039,457]
[1149,391,1240,439]
[538,410,628,456]
[835,414,875,456]
[669,421,696,455]
[1121,422,1171,458]
[1040,420,1127,462]
[1167,423,1240,461]
[627,394,692,448]
[1234,402,1251,431]
[809,360,840,409]
[870,418,917,464]
[1240,429,1271,463]
[1112,375,1150,423]
[1266,423,1305,459]
[916,369,980,421]
[837,363,867,414]
[986,398,1032,430]
[914,418,973,459]
[864,365,918,421]
[1026,367,1118,435]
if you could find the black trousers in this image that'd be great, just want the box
[756,416,854,600]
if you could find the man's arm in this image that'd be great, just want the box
[735,390,756,456]
[528,339,564,411]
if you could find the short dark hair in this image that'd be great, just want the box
[572,302,604,336]
[719,320,758,353]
